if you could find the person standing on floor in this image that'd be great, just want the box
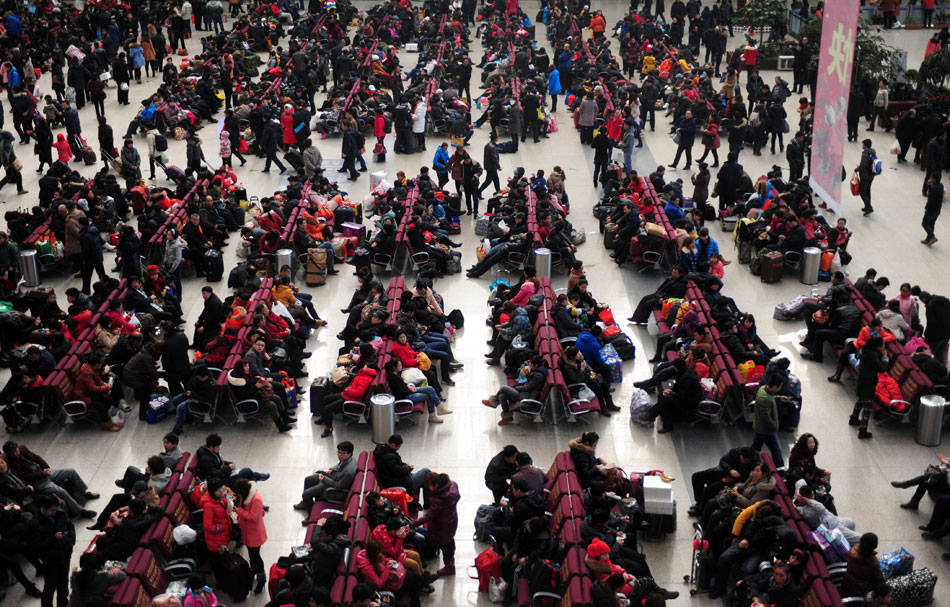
[78,217,107,295]
[751,377,785,467]
[0,131,27,195]
[478,135,501,197]
[670,110,697,170]
[850,336,889,440]
[411,472,460,577]
[34,493,76,607]
[340,121,360,181]
[547,65,561,112]
[856,138,876,216]
[922,172,944,246]
[232,478,269,595]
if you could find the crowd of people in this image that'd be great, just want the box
[0,0,948,605]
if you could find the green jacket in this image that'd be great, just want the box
[752,385,779,435]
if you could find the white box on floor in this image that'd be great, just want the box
[406,43,418,52]
[644,498,676,516]
[643,475,673,502]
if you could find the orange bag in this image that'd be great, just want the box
[819,250,834,272]
[380,488,412,515]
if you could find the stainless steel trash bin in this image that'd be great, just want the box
[370,171,387,189]
[276,249,294,272]
[800,247,820,285]
[371,393,395,444]
[916,394,947,446]
[19,250,39,287]
[534,248,551,280]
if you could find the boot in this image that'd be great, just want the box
[436,403,454,415]
[437,560,456,576]
[428,412,444,423]
[254,572,266,594]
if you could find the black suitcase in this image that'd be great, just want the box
[759,251,784,283]
[284,150,304,170]
[609,333,636,361]
[333,205,355,230]
[228,262,249,289]
[309,376,330,416]
[204,249,224,281]
[213,552,252,602]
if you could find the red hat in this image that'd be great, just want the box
[146,265,160,275]
[586,538,610,559]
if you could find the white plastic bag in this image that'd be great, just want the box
[577,386,596,401]
[629,388,654,426]
[889,139,901,155]
[173,524,197,545]
[488,577,508,603]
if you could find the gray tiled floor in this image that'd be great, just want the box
[1,2,948,605]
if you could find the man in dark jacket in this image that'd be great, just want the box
[372,434,428,493]
[922,132,947,196]
[689,446,759,515]
[591,128,613,187]
[340,121,360,181]
[194,286,224,349]
[850,337,889,439]
[670,109,697,169]
[295,441,357,510]
[922,291,950,362]
[33,493,76,607]
[716,152,743,210]
[786,132,806,181]
[185,134,205,176]
[485,356,548,426]
[629,267,687,323]
[801,296,862,363]
[478,135,501,195]
[78,217,106,295]
[644,358,703,433]
[195,433,269,482]
[261,118,286,174]
[484,445,519,504]
[552,294,583,337]
[922,173,945,246]
[1,442,96,518]
[856,138,876,215]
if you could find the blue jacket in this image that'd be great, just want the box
[575,331,602,367]
[432,147,450,173]
[6,15,22,36]
[64,108,82,136]
[547,69,562,95]
[130,47,145,68]
[556,50,572,72]
[694,236,720,263]
[664,201,684,223]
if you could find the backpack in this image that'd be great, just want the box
[473,504,504,543]
[154,133,168,152]
[872,155,882,175]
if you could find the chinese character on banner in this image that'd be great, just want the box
[809,5,860,216]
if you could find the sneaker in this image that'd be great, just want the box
[482,398,498,408]
[497,416,513,426]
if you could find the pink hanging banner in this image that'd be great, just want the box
[809,3,859,215]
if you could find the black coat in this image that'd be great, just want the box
[372,444,413,489]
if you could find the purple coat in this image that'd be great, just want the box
[414,481,460,546]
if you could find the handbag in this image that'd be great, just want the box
[386,561,407,591]
[673,130,681,145]
[120,82,129,90]
[329,366,350,386]
[416,352,432,371]
[850,173,861,196]
[11,159,22,171]
[488,576,508,603]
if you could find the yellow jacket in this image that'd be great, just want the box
[271,284,297,307]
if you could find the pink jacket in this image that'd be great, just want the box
[184,589,218,607]
[510,281,538,306]
[356,549,394,589]
[235,488,267,548]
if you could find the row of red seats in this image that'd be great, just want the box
[544,451,595,607]
[652,280,745,422]
[837,278,935,404]
[39,279,131,423]
[301,451,379,606]
[760,453,844,607]
[105,450,197,607]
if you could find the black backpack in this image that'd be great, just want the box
[383,115,392,133]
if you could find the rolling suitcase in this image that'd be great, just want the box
[81,145,97,165]
[332,205,355,230]
[284,150,304,170]
[759,251,784,283]
[305,248,327,286]
[213,552,252,602]
[204,249,224,281]
[156,160,185,182]
[309,376,330,416]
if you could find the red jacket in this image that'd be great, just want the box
[356,549,398,590]
[342,367,378,401]
[371,524,406,562]
[374,114,386,139]
[201,494,231,553]
[392,342,419,369]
